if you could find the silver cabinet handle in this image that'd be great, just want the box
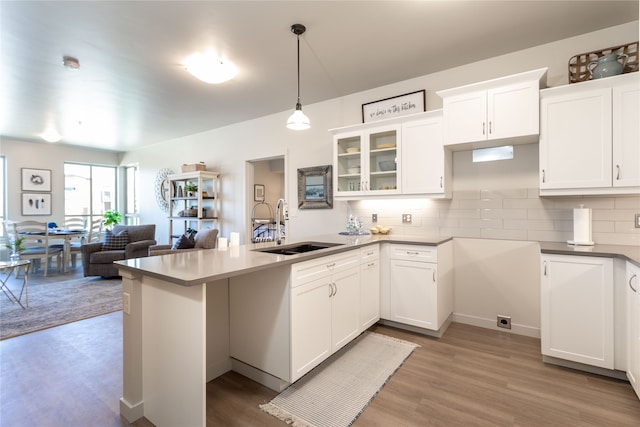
[482,122,485,135]
[489,121,492,134]
[432,270,436,282]
[367,262,375,267]
[328,283,333,297]
[543,261,548,276]
[542,169,546,183]
[616,165,621,180]
[326,262,336,268]
[333,282,337,297]
[406,251,419,255]
[630,274,638,293]
[440,176,443,188]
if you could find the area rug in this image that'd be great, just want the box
[0,276,122,340]
[260,331,418,427]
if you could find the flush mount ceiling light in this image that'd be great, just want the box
[286,24,310,131]
[40,127,62,143]
[184,52,238,84]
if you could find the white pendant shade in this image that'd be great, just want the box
[184,53,237,84]
[287,107,310,130]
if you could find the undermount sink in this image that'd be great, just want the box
[253,241,344,256]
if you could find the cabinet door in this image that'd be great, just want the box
[613,79,640,188]
[360,258,380,331]
[442,90,487,145]
[488,80,539,140]
[540,254,614,369]
[291,276,332,381]
[539,87,612,190]
[402,116,446,195]
[627,262,640,399]
[331,266,361,352]
[366,126,400,194]
[389,259,437,330]
[334,131,365,196]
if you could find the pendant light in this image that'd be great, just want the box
[286,24,310,130]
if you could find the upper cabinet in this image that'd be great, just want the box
[437,68,548,150]
[331,110,450,199]
[539,72,639,196]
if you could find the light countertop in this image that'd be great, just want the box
[116,234,452,287]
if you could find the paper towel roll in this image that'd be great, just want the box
[230,232,240,247]
[568,206,594,245]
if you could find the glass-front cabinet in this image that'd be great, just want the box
[334,124,400,197]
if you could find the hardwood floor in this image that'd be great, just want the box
[1,292,639,426]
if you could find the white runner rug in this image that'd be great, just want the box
[260,331,418,427]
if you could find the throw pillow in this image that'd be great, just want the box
[171,233,196,250]
[102,229,129,250]
[194,228,218,249]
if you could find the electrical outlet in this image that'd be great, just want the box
[372,213,378,223]
[123,292,131,315]
[497,315,511,329]
[402,214,412,224]
[635,213,640,228]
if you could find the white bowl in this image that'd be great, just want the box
[346,147,360,153]
[347,166,361,174]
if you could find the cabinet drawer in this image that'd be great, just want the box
[360,244,380,263]
[390,244,437,262]
[291,250,360,286]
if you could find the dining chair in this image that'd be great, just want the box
[86,217,104,243]
[11,220,63,276]
[50,216,88,269]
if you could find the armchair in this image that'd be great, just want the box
[81,224,156,277]
[149,228,218,256]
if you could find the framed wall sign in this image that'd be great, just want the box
[297,165,333,209]
[22,193,52,215]
[254,184,265,202]
[362,89,426,123]
[21,168,51,192]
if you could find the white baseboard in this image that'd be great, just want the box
[231,358,290,392]
[452,313,540,338]
[119,397,144,424]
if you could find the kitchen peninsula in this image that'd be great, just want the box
[116,234,452,427]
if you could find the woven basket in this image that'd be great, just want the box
[568,41,638,83]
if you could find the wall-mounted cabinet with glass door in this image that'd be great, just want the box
[333,124,401,197]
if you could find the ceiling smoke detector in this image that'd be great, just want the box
[62,56,80,70]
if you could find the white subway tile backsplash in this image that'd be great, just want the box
[349,185,636,246]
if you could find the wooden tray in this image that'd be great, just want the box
[568,41,638,83]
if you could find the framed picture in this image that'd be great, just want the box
[254,184,265,202]
[297,165,333,209]
[21,168,52,192]
[362,90,426,123]
[22,193,52,215]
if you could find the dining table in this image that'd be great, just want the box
[49,229,87,272]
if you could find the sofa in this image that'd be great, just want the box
[149,228,218,256]
[81,224,156,277]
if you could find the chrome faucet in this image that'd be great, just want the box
[275,198,288,245]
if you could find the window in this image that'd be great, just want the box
[124,164,140,225]
[64,163,117,224]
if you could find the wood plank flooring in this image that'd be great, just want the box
[1,298,639,426]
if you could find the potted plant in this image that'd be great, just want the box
[184,182,198,197]
[103,210,123,230]
[5,236,26,261]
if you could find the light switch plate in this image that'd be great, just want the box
[372,213,377,223]
[402,214,412,224]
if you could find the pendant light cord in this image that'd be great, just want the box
[296,32,301,107]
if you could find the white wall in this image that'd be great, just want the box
[0,138,121,223]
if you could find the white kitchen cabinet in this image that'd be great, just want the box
[359,245,380,331]
[333,124,401,197]
[401,110,451,197]
[627,261,640,399]
[437,68,547,150]
[539,72,639,195]
[168,171,220,241]
[290,250,360,381]
[387,242,452,332]
[540,254,614,369]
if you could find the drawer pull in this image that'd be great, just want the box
[367,262,375,267]
[406,251,420,255]
[630,274,638,293]
[326,262,336,268]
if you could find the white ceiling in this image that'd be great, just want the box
[1,1,638,152]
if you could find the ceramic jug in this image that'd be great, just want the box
[587,53,628,79]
